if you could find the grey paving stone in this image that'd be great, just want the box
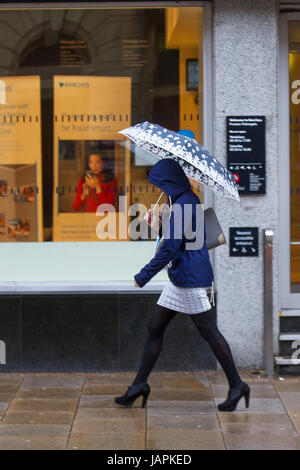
[72,416,145,434]
[3,410,74,425]
[0,436,67,450]
[21,376,84,389]
[67,432,145,450]
[0,424,70,437]
[9,398,78,412]
[16,388,80,399]
[215,398,286,414]
[148,400,217,415]
[147,429,225,450]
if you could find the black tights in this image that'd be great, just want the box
[132,304,242,389]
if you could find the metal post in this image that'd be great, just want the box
[263,229,274,376]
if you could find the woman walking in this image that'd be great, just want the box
[115,158,250,412]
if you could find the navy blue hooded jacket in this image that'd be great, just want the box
[134,158,214,288]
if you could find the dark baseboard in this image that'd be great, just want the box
[0,292,217,373]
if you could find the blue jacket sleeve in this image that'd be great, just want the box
[134,209,184,288]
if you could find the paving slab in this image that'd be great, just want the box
[16,388,80,400]
[83,381,211,393]
[149,389,212,401]
[287,410,300,420]
[249,374,271,382]
[67,432,145,450]
[79,395,149,409]
[9,398,78,413]
[21,376,84,389]
[221,422,297,437]
[72,417,145,434]
[84,375,136,386]
[215,398,286,414]
[0,371,298,450]
[75,407,145,420]
[277,392,300,410]
[0,378,23,385]
[0,424,70,436]
[2,410,74,425]
[0,403,9,421]
[289,417,300,434]
[147,400,216,415]
[0,393,17,402]
[0,436,67,450]
[211,383,278,399]
[0,384,20,393]
[147,414,220,431]
[273,382,300,392]
[223,432,300,450]
[79,395,144,409]
[148,376,210,389]
[218,412,293,425]
[82,385,132,396]
[205,374,228,385]
[147,429,225,450]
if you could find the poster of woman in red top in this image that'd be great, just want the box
[73,152,118,213]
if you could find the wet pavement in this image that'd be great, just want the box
[0,370,299,450]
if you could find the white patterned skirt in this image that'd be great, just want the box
[157,280,213,314]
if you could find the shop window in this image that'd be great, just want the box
[289,21,300,292]
[0,7,204,244]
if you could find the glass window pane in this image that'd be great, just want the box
[0,7,204,245]
[289,20,300,292]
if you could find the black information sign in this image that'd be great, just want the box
[227,116,265,194]
[229,227,259,257]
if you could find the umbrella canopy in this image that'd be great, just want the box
[119,121,240,202]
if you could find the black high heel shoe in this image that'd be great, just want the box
[217,381,250,412]
[115,382,151,408]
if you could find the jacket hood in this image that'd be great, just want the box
[147,158,191,202]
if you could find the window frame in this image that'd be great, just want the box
[0,1,213,294]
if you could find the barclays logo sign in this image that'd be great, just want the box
[59,82,90,88]
[0,340,6,365]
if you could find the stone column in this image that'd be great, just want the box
[212,0,279,368]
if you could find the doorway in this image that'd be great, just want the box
[280,13,300,308]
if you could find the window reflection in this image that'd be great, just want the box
[0,7,204,242]
[289,21,300,292]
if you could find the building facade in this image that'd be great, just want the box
[0,0,299,374]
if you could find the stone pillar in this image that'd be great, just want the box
[213,0,279,368]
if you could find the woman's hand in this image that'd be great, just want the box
[85,174,99,189]
[144,208,153,226]
[80,182,89,200]
[85,175,101,194]
[87,175,101,193]
[144,208,161,232]
[134,280,141,288]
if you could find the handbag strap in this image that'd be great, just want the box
[155,192,172,249]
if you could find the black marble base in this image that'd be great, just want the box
[277,365,300,376]
[0,292,217,372]
[280,316,300,332]
[279,340,297,357]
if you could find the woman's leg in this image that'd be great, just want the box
[132,304,177,386]
[190,308,242,389]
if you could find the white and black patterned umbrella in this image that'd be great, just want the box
[119,121,240,202]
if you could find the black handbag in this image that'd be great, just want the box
[204,207,226,250]
[152,193,226,252]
